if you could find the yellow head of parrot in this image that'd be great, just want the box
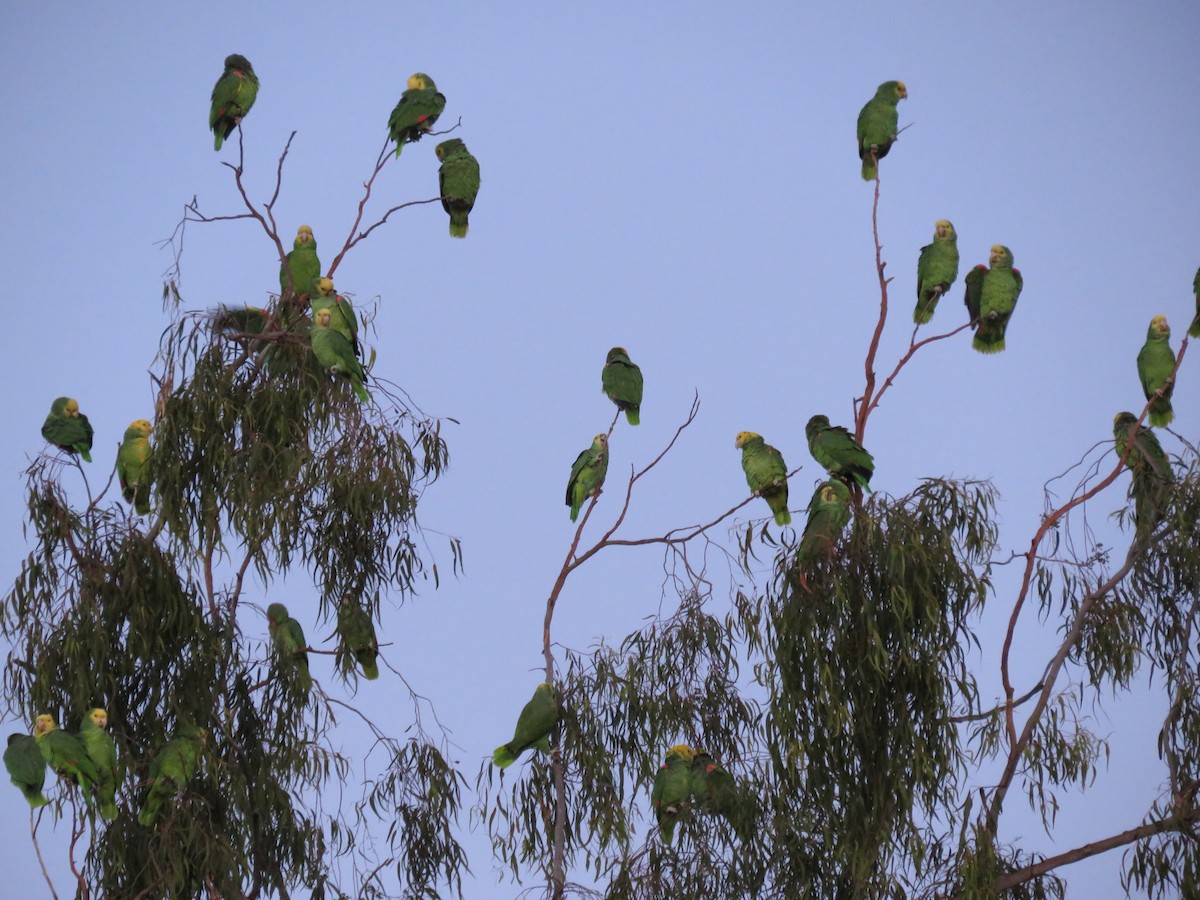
[934,219,953,239]
[666,744,695,762]
[1151,314,1170,337]
[128,419,153,437]
[407,73,431,91]
[317,277,335,296]
[315,308,333,328]
[593,433,608,448]
[895,81,908,99]
[88,708,108,729]
[988,245,1011,267]
[64,398,80,417]
[33,714,56,737]
[735,431,761,449]
[296,225,314,244]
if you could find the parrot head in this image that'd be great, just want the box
[665,744,696,764]
[224,54,254,74]
[934,219,956,241]
[33,715,57,738]
[1148,315,1170,339]
[1113,412,1137,432]
[435,138,466,162]
[88,708,108,730]
[315,308,333,329]
[735,431,761,449]
[805,415,831,441]
[295,225,314,248]
[988,245,1014,268]
[408,72,436,91]
[605,347,630,363]
[64,398,81,417]
[125,419,152,440]
[593,433,608,449]
[316,277,335,297]
[876,80,907,101]
[820,485,841,504]
[266,603,289,627]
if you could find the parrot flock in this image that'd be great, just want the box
[651,745,744,843]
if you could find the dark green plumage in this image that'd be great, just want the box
[41,397,93,462]
[805,415,874,492]
[388,73,446,157]
[80,708,119,821]
[970,245,1023,353]
[209,54,259,151]
[1137,315,1176,427]
[4,734,48,808]
[566,434,609,522]
[1113,412,1174,540]
[1190,267,1200,338]
[796,479,852,570]
[33,715,99,800]
[651,744,695,843]
[267,603,312,694]
[736,431,791,526]
[435,138,481,238]
[311,307,370,403]
[280,225,321,300]
[914,219,959,324]
[602,347,643,426]
[857,80,907,180]
[337,595,380,681]
[138,726,205,827]
[493,683,558,769]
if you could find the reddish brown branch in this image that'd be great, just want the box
[864,320,975,421]
[855,171,890,443]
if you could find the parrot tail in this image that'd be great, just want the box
[353,381,371,404]
[80,449,93,463]
[214,133,223,152]
[1189,313,1200,338]
[358,654,380,680]
[449,215,469,239]
[861,160,877,181]
[773,509,792,527]
[624,409,640,426]
[492,744,518,769]
[138,800,159,827]
[1148,405,1174,428]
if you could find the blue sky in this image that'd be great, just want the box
[1,2,1197,895]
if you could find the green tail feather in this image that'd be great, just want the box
[357,653,380,680]
[449,215,469,238]
[773,509,792,527]
[625,409,640,426]
[23,787,48,808]
[493,743,517,769]
[353,380,370,403]
[214,133,223,152]
[861,160,876,181]
[1148,405,1174,428]
[80,449,93,463]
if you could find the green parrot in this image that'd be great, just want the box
[805,415,874,493]
[651,744,695,843]
[435,138,481,238]
[116,419,153,515]
[566,433,609,522]
[1113,412,1174,538]
[735,431,791,526]
[4,734,48,808]
[310,277,360,358]
[388,73,446,157]
[267,603,312,694]
[602,347,643,426]
[213,305,272,338]
[1137,315,1176,427]
[80,708,119,821]
[493,682,559,768]
[965,245,1023,353]
[914,219,959,324]
[209,54,259,152]
[796,479,853,570]
[1190,267,1200,338]
[857,80,908,181]
[32,715,99,800]
[137,726,206,827]
[337,594,380,681]
[41,397,94,463]
[311,308,370,403]
[279,225,321,300]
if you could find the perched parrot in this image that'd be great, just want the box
[213,305,272,338]
[857,81,907,181]
[735,432,791,526]
[651,744,696,843]
[209,54,259,152]
[602,347,643,426]
[337,594,380,681]
[1113,412,1174,538]
[310,278,360,358]
[32,715,98,800]
[1190,267,1200,338]
[1137,315,1176,427]
[4,734,48,808]
[435,138,481,238]
[279,225,321,300]
[965,245,1023,353]
[137,726,206,827]
[690,751,739,816]
[796,479,853,570]
[116,420,153,515]
[566,434,609,522]
[806,415,874,493]
[311,308,370,403]
[41,397,94,463]
[914,220,959,324]
[267,603,312,694]
[388,73,446,157]
[80,708,119,821]
[493,682,559,768]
